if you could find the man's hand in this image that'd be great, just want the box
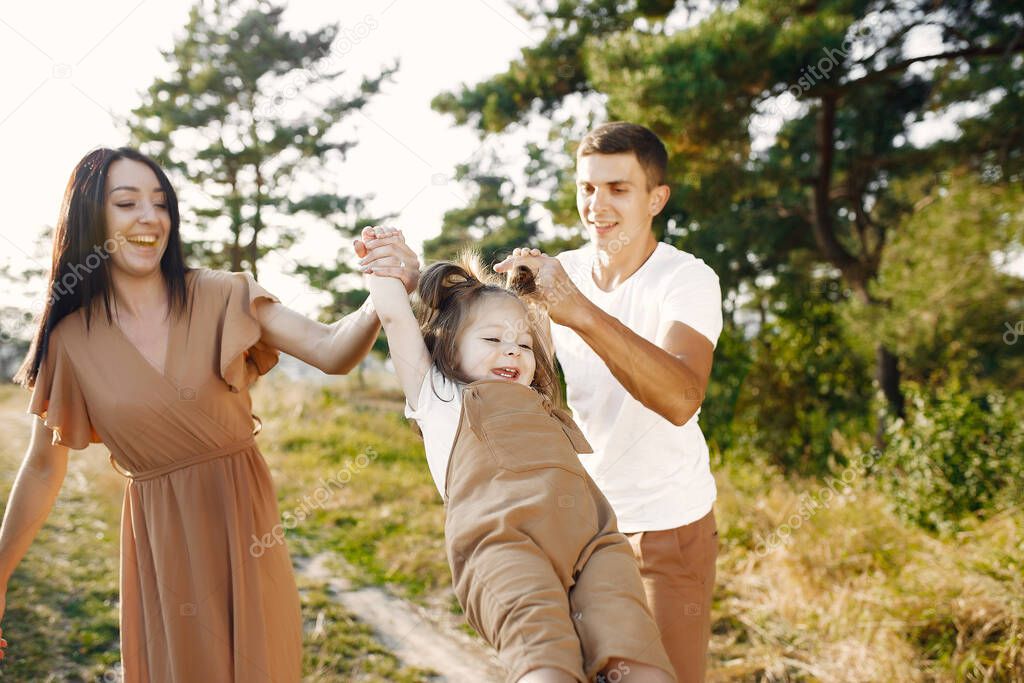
[355,226,421,294]
[493,247,588,327]
[496,247,713,426]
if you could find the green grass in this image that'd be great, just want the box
[0,384,122,681]
[299,579,436,682]
[4,371,1023,682]
[709,453,1024,681]
[253,375,452,601]
[255,373,1024,682]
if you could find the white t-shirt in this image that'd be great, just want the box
[552,242,723,533]
[404,366,465,497]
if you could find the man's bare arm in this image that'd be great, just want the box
[496,251,713,425]
[568,298,713,425]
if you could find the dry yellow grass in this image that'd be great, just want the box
[248,371,1024,681]
[712,457,1024,682]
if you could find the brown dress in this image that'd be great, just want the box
[28,268,302,682]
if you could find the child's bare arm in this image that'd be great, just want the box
[359,227,431,410]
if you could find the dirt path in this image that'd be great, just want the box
[294,552,504,682]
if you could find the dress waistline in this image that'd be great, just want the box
[109,436,257,482]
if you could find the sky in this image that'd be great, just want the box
[0,0,541,316]
[2,2,1018,325]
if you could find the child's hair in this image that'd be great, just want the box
[416,251,560,405]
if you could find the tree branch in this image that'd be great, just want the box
[836,43,1024,93]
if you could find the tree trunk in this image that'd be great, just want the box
[813,96,905,448]
[874,343,904,449]
[249,161,264,279]
[248,235,259,279]
[229,171,242,272]
[230,229,241,272]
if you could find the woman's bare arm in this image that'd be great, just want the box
[254,233,422,375]
[0,418,69,591]
[255,297,382,375]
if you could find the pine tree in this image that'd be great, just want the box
[126,0,395,281]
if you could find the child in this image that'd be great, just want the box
[356,226,676,683]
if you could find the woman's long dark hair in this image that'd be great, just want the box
[15,147,189,387]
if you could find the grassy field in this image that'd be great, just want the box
[0,371,1021,681]
[252,373,1024,682]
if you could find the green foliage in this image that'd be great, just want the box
[424,134,587,267]
[422,161,540,265]
[701,319,753,456]
[432,0,1024,450]
[850,173,1024,390]
[727,270,875,475]
[879,382,1024,534]
[431,0,652,133]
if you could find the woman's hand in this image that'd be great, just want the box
[1,591,8,661]
[354,226,421,294]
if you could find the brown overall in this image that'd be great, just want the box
[443,379,676,682]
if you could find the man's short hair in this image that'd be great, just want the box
[577,122,668,190]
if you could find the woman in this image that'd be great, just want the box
[0,147,418,681]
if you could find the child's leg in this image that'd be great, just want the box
[568,534,677,682]
[453,537,587,682]
[598,659,675,683]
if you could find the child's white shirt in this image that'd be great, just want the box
[404,366,464,496]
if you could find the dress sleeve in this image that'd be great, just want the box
[219,271,281,393]
[27,331,101,449]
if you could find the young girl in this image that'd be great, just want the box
[356,226,676,683]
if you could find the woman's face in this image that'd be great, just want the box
[104,159,171,279]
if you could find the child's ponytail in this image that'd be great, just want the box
[417,253,490,313]
[505,263,538,298]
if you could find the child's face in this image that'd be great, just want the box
[455,294,536,387]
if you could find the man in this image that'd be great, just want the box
[495,121,722,682]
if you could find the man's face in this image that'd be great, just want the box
[575,152,668,251]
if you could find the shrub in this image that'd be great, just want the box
[879,381,1024,533]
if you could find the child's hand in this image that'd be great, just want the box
[355,226,421,294]
[353,225,387,259]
